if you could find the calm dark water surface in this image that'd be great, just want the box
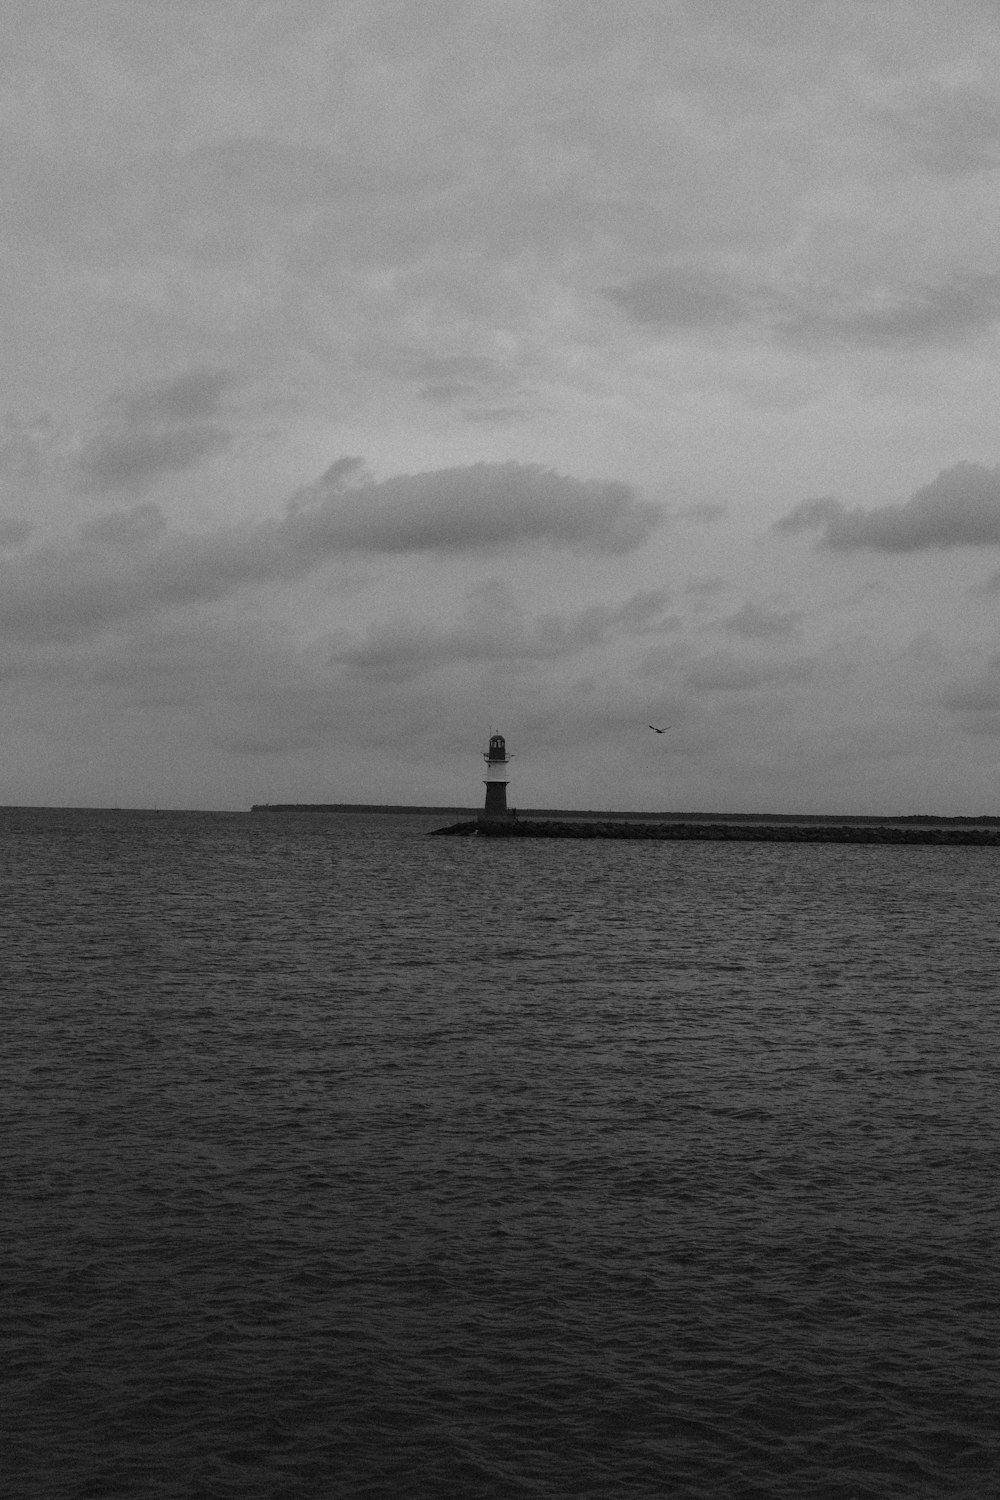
[4,808,999,1497]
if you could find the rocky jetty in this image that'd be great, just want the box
[430,818,1000,845]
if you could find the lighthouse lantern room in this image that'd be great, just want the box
[482,731,512,820]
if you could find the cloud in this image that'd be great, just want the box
[287,459,661,555]
[331,585,676,680]
[970,569,1000,596]
[0,517,34,549]
[684,575,728,600]
[399,354,522,413]
[78,503,169,549]
[782,274,1000,351]
[718,601,801,638]
[683,651,816,692]
[76,427,233,494]
[937,657,1000,735]
[603,266,1000,350]
[1,413,60,483]
[118,367,236,424]
[775,462,1000,552]
[0,459,661,643]
[872,84,1000,175]
[773,497,844,537]
[75,368,237,495]
[603,267,750,329]
[678,502,727,525]
[939,656,1000,713]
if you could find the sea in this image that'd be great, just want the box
[4,806,999,1499]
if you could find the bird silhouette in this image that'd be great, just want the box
[649,724,668,734]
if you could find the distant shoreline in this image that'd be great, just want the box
[2,804,996,826]
[251,803,1000,826]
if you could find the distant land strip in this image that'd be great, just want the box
[252,803,1000,828]
[252,804,478,816]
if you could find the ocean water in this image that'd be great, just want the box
[4,807,999,1499]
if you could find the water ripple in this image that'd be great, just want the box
[4,810,999,1496]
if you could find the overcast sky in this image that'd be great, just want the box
[5,0,1000,812]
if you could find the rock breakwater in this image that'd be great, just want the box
[430,818,1000,845]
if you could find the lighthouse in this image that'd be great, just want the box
[482,731,512,821]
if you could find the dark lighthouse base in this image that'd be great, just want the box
[482,782,512,821]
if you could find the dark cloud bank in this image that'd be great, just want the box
[604,267,1000,350]
[288,458,658,554]
[75,369,238,495]
[775,462,1000,552]
[0,458,661,642]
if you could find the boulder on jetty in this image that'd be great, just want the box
[430,818,1000,845]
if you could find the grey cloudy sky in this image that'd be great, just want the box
[4,0,1000,811]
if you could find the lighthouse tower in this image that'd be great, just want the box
[482,731,512,821]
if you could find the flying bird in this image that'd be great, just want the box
[648,724,668,734]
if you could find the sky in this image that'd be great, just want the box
[5,0,1000,812]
